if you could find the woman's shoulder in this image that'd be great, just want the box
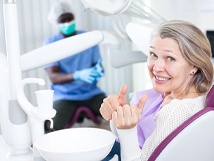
[163,94,207,114]
[172,94,206,104]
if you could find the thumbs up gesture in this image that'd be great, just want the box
[100,84,148,129]
[112,93,148,129]
[100,84,128,120]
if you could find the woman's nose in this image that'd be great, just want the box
[153,59,165,72]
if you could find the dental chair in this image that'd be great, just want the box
[148,85,214,161]
[65,106,101,128]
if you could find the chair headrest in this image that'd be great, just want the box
[206,85,214,107]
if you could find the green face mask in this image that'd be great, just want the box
[59,20,76,35]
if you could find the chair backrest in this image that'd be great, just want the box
[206,85,214,107]
[148,85,214,161]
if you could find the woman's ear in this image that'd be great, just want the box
[190,66,198,75]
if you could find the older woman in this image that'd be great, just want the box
[100,20,214,161]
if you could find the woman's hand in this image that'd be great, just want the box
[112,94,148,129]
[100,84,128,120]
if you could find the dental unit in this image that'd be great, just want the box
[0,1,112,160]
[0,0,163,160]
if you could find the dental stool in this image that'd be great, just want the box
[148,85,214,161]
[64,106,101,128]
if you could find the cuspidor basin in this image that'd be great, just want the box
[34,127,116,161]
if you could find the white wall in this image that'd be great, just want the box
[150,0,214,31]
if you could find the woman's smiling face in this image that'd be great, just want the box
[147,36,197,94]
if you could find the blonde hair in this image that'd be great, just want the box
[152,20,213,94]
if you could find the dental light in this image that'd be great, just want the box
[81,0,165,56]
[81,0,164,22]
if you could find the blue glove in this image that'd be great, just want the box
[73,67,99,83]
[93,59,104,81]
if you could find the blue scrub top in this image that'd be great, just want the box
[43,30,105,101]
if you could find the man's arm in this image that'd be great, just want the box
[46,66,73,84]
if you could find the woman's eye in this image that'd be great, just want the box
[167,57,175,62]
[150,52,157,58]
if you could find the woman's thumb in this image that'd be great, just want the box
[119,84,128,105]
[137,94,148,114]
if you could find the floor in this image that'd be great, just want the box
[71,117,111,131]
[92,121,111,131]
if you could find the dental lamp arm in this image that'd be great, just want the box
[21,28,145,71]
[100,31,148,68]
[126,22,155,55]
[81,0,132,16]
[100,31,120,46]
[109,50,147,68]
[20,30,104,72]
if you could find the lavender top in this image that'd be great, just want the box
[130,88,163,148]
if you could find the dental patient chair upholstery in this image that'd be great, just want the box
[148,85,214,161]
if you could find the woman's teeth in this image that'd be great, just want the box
[155,76,169,81]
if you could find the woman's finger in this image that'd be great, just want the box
[137,94,148,114]
[108,94,120,111]
[123,104,132,118]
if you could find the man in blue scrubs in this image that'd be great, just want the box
[43,1,106,131]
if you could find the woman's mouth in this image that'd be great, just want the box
[155,75,170,81]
